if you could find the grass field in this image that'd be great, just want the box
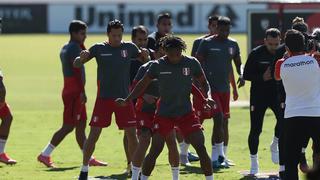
[0,34,309,179]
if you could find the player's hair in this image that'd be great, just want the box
[217,16,231,26]
[69,20,87,35]
[285,29,305,52]
[292,16,304,24]
[131,25,148,39]
[265,28,280,38]
[312,28,320,42]
[208,15,219,25]
[157,13,171,24]
[292,22,308,33]
[161,35,187,52]
[107,19,124,33]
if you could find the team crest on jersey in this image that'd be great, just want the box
[121,50,128,58]
[229,47,234,56]
[182,67,190,76]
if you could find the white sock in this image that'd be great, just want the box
[205,175,214,180]
[272,136,279,144]
[250,154,258,166]
[140,174,149,180]
[0,139,6,154]
[279,165,285,172]
[211,145,218,161]
[41,143,55,157]
[179,141,189,155]
[302,148,306,153]
[223,146,228,157]
[131,164,141,180]
[171,166,179,180]
[81,165,89,172]
[215,142,225,158]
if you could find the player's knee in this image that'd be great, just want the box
[61,125,74,134]
[139,134,151,146]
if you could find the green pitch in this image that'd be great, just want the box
[0,34,309,179]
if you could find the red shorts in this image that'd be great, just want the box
[193,96,213,123]
[154,112,203,138]
[136,111,155,135]
[211,92,230,119]
[62,93,87,125]
[89,98,136,129]
[0,103,11,119]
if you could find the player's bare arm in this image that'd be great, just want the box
[233,55,245,88]
[73,50,93,68]
[115,74,153,106]
[229,70,238,101]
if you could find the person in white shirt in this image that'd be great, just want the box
[275,29,320,180]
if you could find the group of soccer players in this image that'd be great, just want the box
[2,11,319,180]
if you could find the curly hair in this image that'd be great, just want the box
[160,35,187,52]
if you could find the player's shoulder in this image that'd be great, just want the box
[91,42,107,48]
[227,37,239,45]
[184,55,200,64]
[122,41,138,48]
[252,45,266,53]
[195,34,210,42]
[142,60,154,68]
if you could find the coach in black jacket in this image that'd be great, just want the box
[243,28,285,176]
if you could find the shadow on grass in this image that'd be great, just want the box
[45,166,79,172]
[94,172,128,180]
[180,165,225,175]
[239,175,280,180]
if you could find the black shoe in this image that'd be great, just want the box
[78,171,88,180]
[279,171,285,180]
[218,155,225,164]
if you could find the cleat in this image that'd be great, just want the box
[212,160,229,169]
[188,152,200,162]
[180,154,192,166]
[0,153,16,165]
[224,158,236,166]
[89,158,107,166]
[37,154,55,168]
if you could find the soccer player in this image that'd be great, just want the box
[37,20,106,168]
[75,19,149,180]
[177,15,220,167]
[147,13,172,50]
[243,28,284,175]
[116,35,214,180]
[0,69,16,165]
[123,25,151,175]
[275,29,320,180]
[196,16,245,168]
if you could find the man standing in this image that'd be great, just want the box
[75,20,149,180]
[244,28,284,175]
[196,16,245,168]
[147,13,172,50]
[37,20,106,168]
[275,29,320,180]
[117,35,214,180]
[0,69,16,165]
[123,25,151,175]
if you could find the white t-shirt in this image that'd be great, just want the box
[276,54,320,118]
